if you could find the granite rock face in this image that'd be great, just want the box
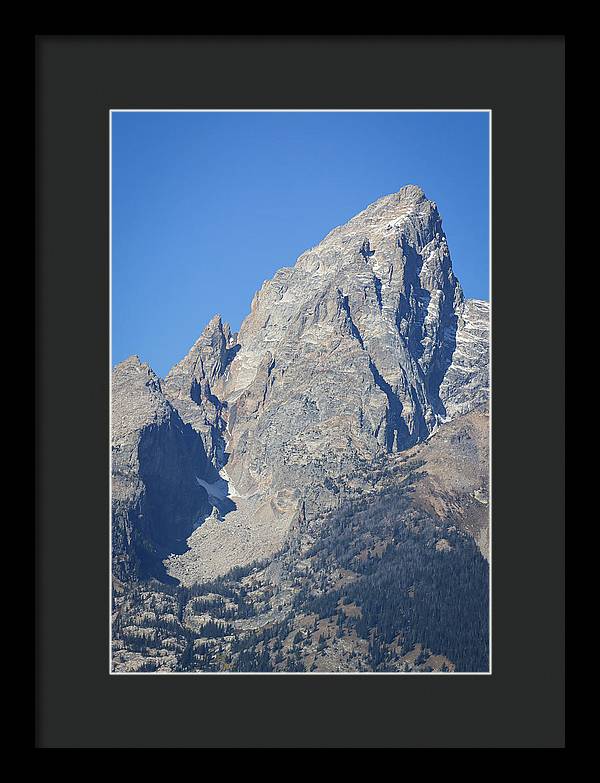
[111,356,212,581]
[219,186,470,508]
[163,315,238,470]
[439,298,489,419]
[223,186,463,493]
[112,185,489,585]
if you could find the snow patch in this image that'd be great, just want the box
[195,475,229,501]
[196,466,243,502]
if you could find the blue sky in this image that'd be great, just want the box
[112,111,489,377]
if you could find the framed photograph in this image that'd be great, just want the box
[36,35,564,747]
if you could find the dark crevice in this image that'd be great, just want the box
[369,360,411,452]
[340,294,364,348]
[360,239,375,261]
[373,275,383,311]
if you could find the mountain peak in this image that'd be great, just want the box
[112,183,490,672]
[141,187,486,581]
[201,313,235,345]
[114,354,142,370]
[206,313,222,329]
[397,183,426,202]
[113,354,159,383]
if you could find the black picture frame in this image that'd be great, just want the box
[35,35,565,748]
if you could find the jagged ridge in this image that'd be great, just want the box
[112,185,489,585]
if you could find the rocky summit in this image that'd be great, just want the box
[112,185,490,673]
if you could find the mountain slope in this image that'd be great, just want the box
[160,185,488,582]
[112,408,489,673]
[111,357,212,581]
[111,184,490,672]
[223,185,463,492]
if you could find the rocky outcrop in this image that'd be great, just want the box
[111,356,212,581]
[222,186,462,486]
[216,186,472,512]
[162,315,238,470]
[439,298,489,418]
